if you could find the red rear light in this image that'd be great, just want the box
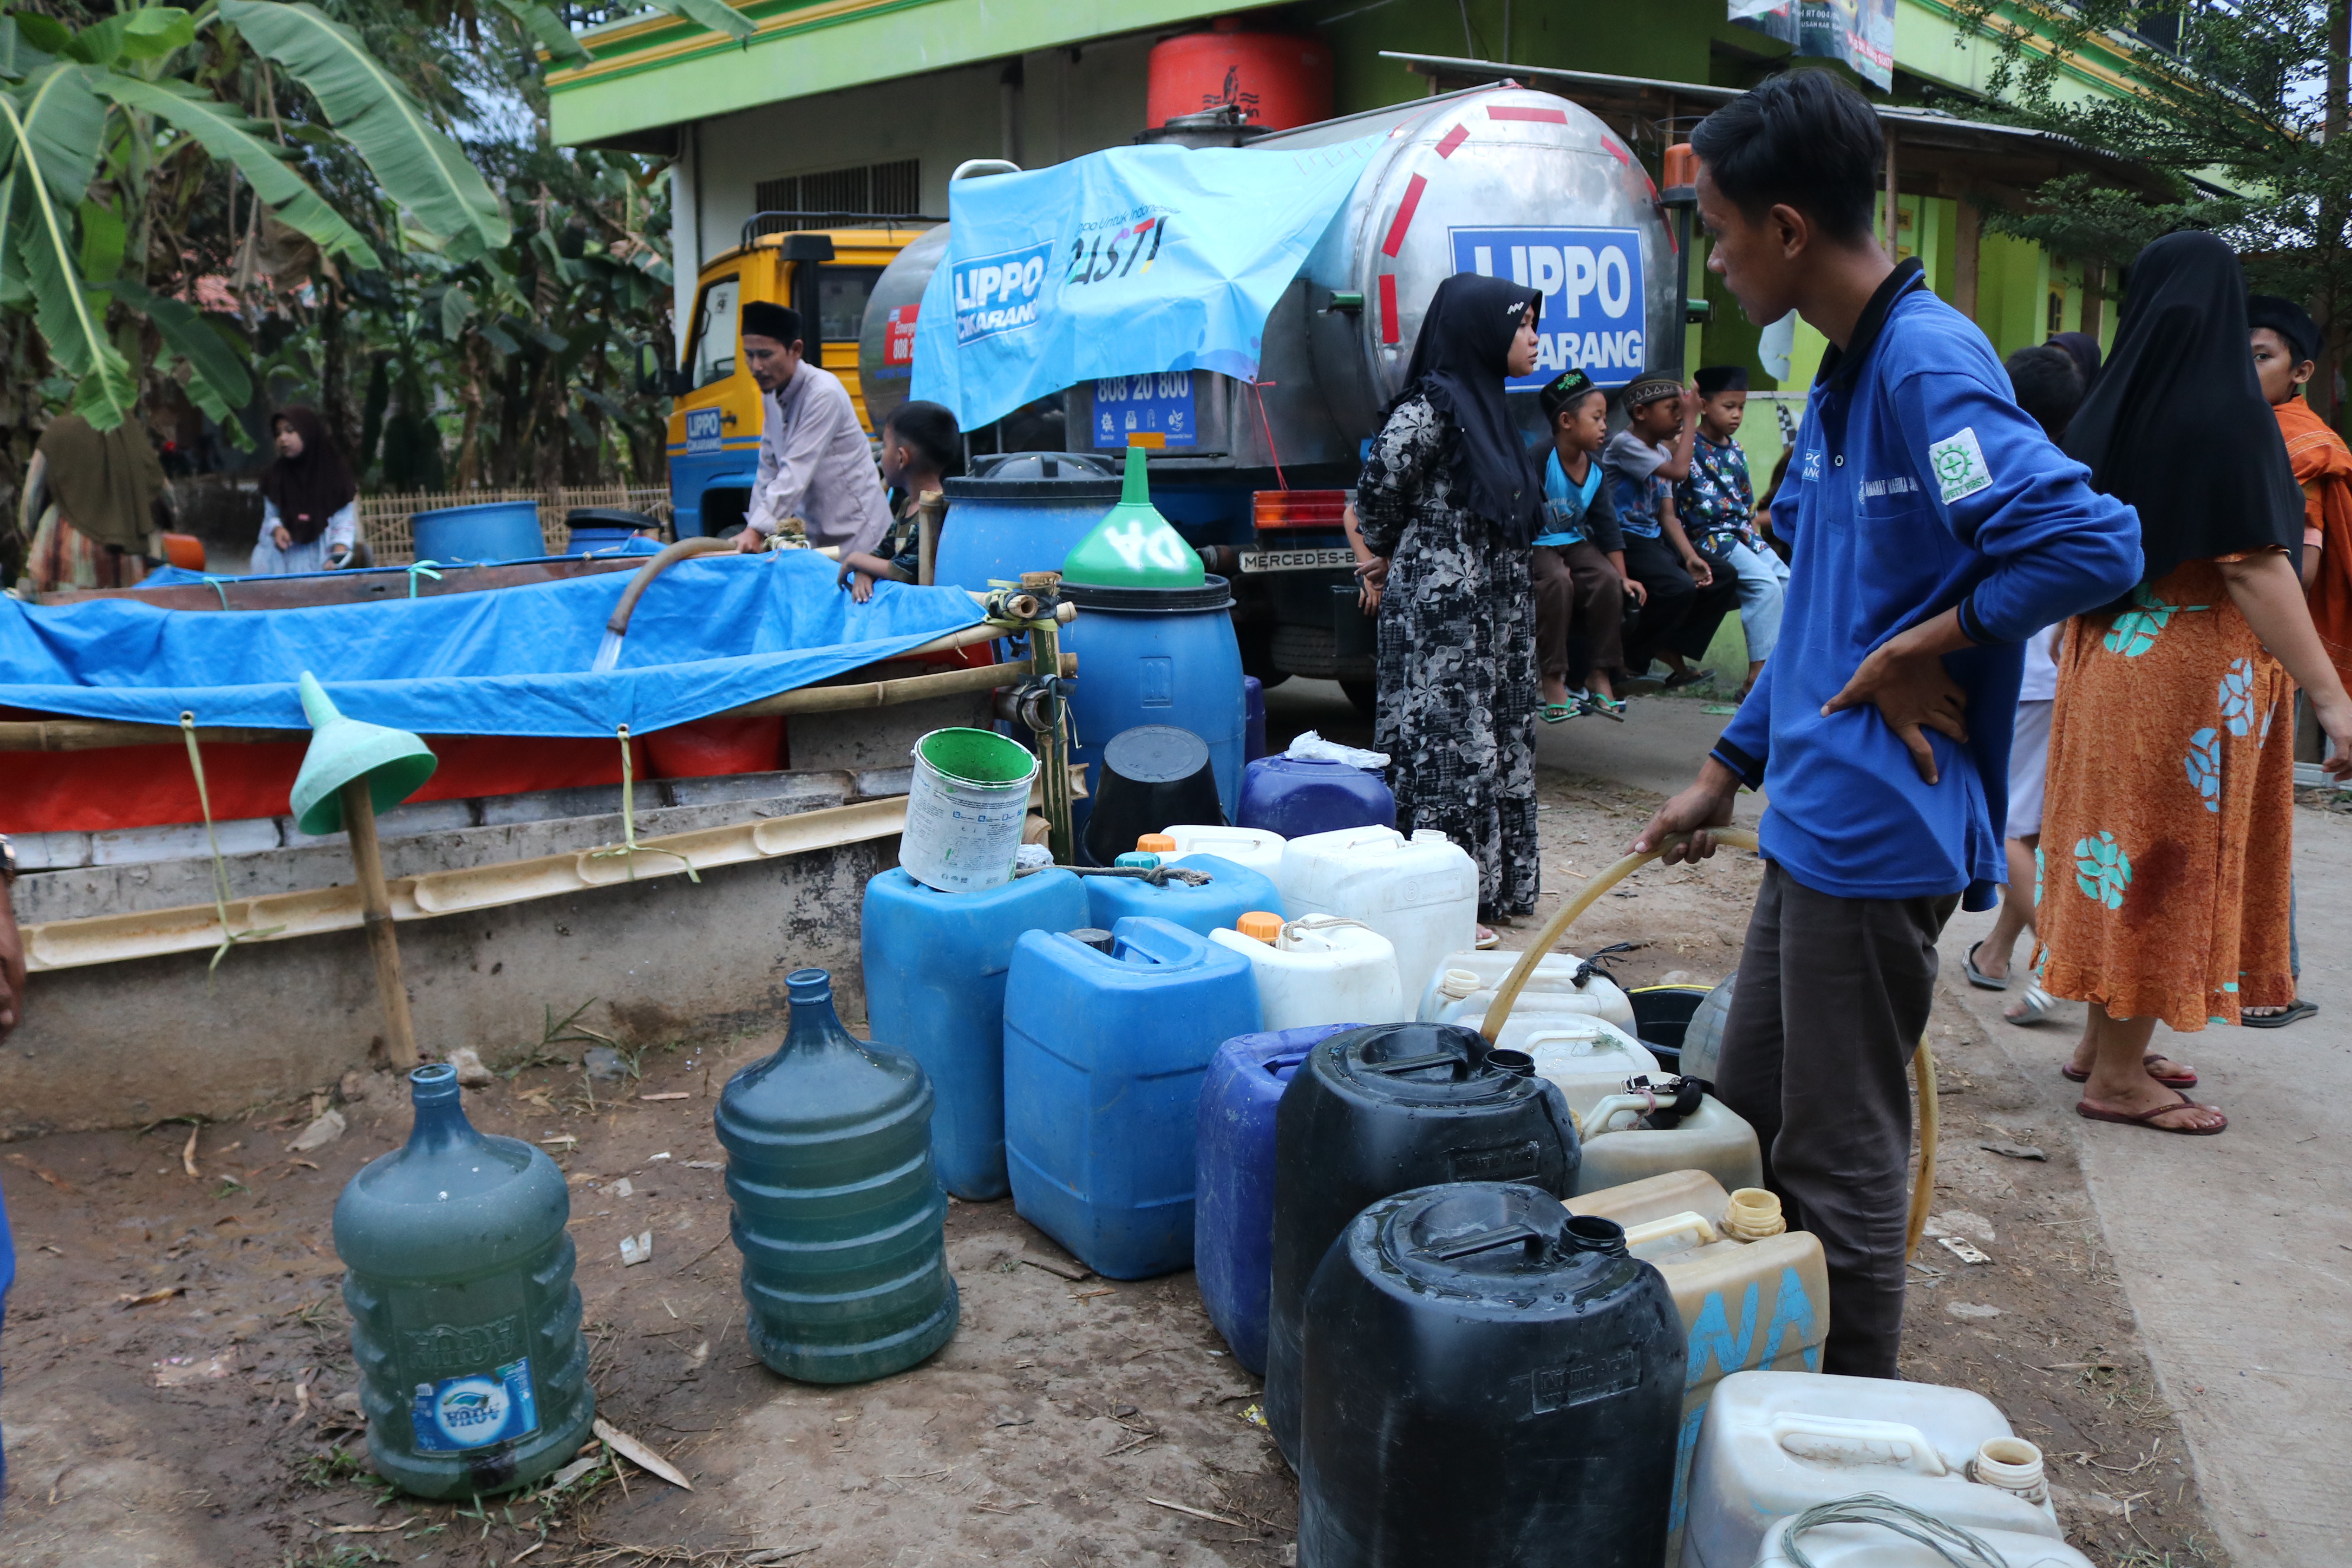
[1253,489,1350,530]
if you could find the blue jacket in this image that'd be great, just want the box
[1711,262,2142,910]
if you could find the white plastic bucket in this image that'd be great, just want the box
[901,728,1040,893]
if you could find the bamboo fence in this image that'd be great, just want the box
[357,486,674,565]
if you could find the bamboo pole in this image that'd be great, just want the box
[340,779,419,1070]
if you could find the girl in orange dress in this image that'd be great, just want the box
[2039,234,2352,1133]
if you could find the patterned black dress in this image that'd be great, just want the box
[1356,394,1541,917]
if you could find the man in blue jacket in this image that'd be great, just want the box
[1632,72,2141,1377]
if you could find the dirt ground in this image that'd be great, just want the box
[0,769,2223,1567]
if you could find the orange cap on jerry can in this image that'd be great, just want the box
[1136,834,1178,854]
[1236,912,1283,945]
[1662,142,1700,190]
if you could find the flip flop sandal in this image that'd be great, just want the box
[2240,998,2318,1029]
[2076,1091,2226,1136]
[1662,668,1717,692]
[1474,925,1500,950]
[1578,693,1629,721]
[1964,940,2011,991]
[2062,1052,2196,1088]
[1541,702,1578,724]
[2005,984,2055,1025]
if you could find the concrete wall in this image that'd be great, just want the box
[2,836,893,1139]
[2,697,995,1138]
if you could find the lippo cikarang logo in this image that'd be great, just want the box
[952,241,1054,347]
[1451,226,1647,389]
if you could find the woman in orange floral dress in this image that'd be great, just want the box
[2039,234,2352,1134]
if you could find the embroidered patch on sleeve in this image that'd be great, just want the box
[1928,427,1993,505]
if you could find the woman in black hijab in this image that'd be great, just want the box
[251,406,362,573]
[1345,272,1544,933]
[2034,233,2352,1133]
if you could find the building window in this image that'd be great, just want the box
[750,160,921,234]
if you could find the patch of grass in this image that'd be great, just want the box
[498,999,624,1078]
[280,1549,392,1568]
[295,1447,367,1490]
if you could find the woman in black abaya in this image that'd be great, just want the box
[1348,273,1545,930]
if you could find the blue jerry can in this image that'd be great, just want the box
[1003,916,1262,1279]
[861,866,1090,1200]
[1083,853,1288,936]
[1194,1024,1366,1373]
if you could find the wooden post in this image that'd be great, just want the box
[1955,200,1982,322]
[916,489,945,586]
[341,778,419,1069]
[1028,612,1076,867]
[1883,129,1900,262]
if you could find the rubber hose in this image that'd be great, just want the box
[1475,827,1940,1262]
[605,534,736,637]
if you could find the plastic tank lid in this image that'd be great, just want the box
[1136,834,1178,854]
[1236,911,1283,943]
[941,451,1122,500]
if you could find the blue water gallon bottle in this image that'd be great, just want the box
[861,865,1089,1200]
[334,1064,594,1498]
[717,968,959,1383]
[1003,916,1262,1278]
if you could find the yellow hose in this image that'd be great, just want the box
[1476,828,1939,1260]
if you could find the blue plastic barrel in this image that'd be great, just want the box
[411,501,546,563]
[1060,577,1246,837]
[1084,853,1286,936]
[1237,754,1397,838]
[1244,676,1267,763]
[1003,916,1261,1278]
[861,866,1089,1200]
[1194,1024,1363,1373]
[934,454,1121,588]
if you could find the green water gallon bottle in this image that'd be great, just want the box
[334,1063,593,1498]
[1060,450,1206,586]
[718,967,959,1382]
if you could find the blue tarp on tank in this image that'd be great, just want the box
[0,550,984,736]
[911,138,1377,430]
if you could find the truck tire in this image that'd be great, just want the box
[1340,680,1377,718]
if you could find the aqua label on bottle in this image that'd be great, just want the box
[410,1357,541,1452]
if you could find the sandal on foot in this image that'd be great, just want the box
[1578,692,1628,721]
[1964,940,2011,991]
[2240,998,2317,1029]
[1661,667,1716,692]
[2062,1051,2195,1088]
[2076,1090,2226,1136]
[2004,984,2054,1025]
[1541,701,1578,724]
[1474,925,1500,950]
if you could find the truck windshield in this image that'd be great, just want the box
[819,267,882,344]
[688,275,741,389]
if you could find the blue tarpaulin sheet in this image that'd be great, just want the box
[0,550,984,736]
[910,138,1376,430]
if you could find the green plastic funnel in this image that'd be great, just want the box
[288,671,439,837]
[1059,451,1206,588]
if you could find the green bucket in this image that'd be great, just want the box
[903,727,1041,892]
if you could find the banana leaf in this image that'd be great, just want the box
[494,0,592,64]
[220,0,508,260]
[95,75,381,268]
[0,66,134,427]
[112,275,253,427]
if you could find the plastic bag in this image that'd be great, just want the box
[1286,730,1390,770]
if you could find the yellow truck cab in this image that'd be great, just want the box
[665,218,930,538]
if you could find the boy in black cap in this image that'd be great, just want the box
[1534,368,1642,718]
[1605,373,1740,689]
[1678,364,1790,700]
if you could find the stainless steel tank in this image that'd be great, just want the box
[857,84,1676,466]
[855,223,948,434]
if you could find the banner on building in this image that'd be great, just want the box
[1729,0,1896,91]
[910,138,1376,430]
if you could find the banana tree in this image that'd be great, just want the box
[0,0,519,433]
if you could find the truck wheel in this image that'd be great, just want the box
[1237,623,1291,690]
[1340,680,1378,718]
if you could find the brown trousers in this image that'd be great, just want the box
[1531,541,1626,684]
[1714,864,1959,1378]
